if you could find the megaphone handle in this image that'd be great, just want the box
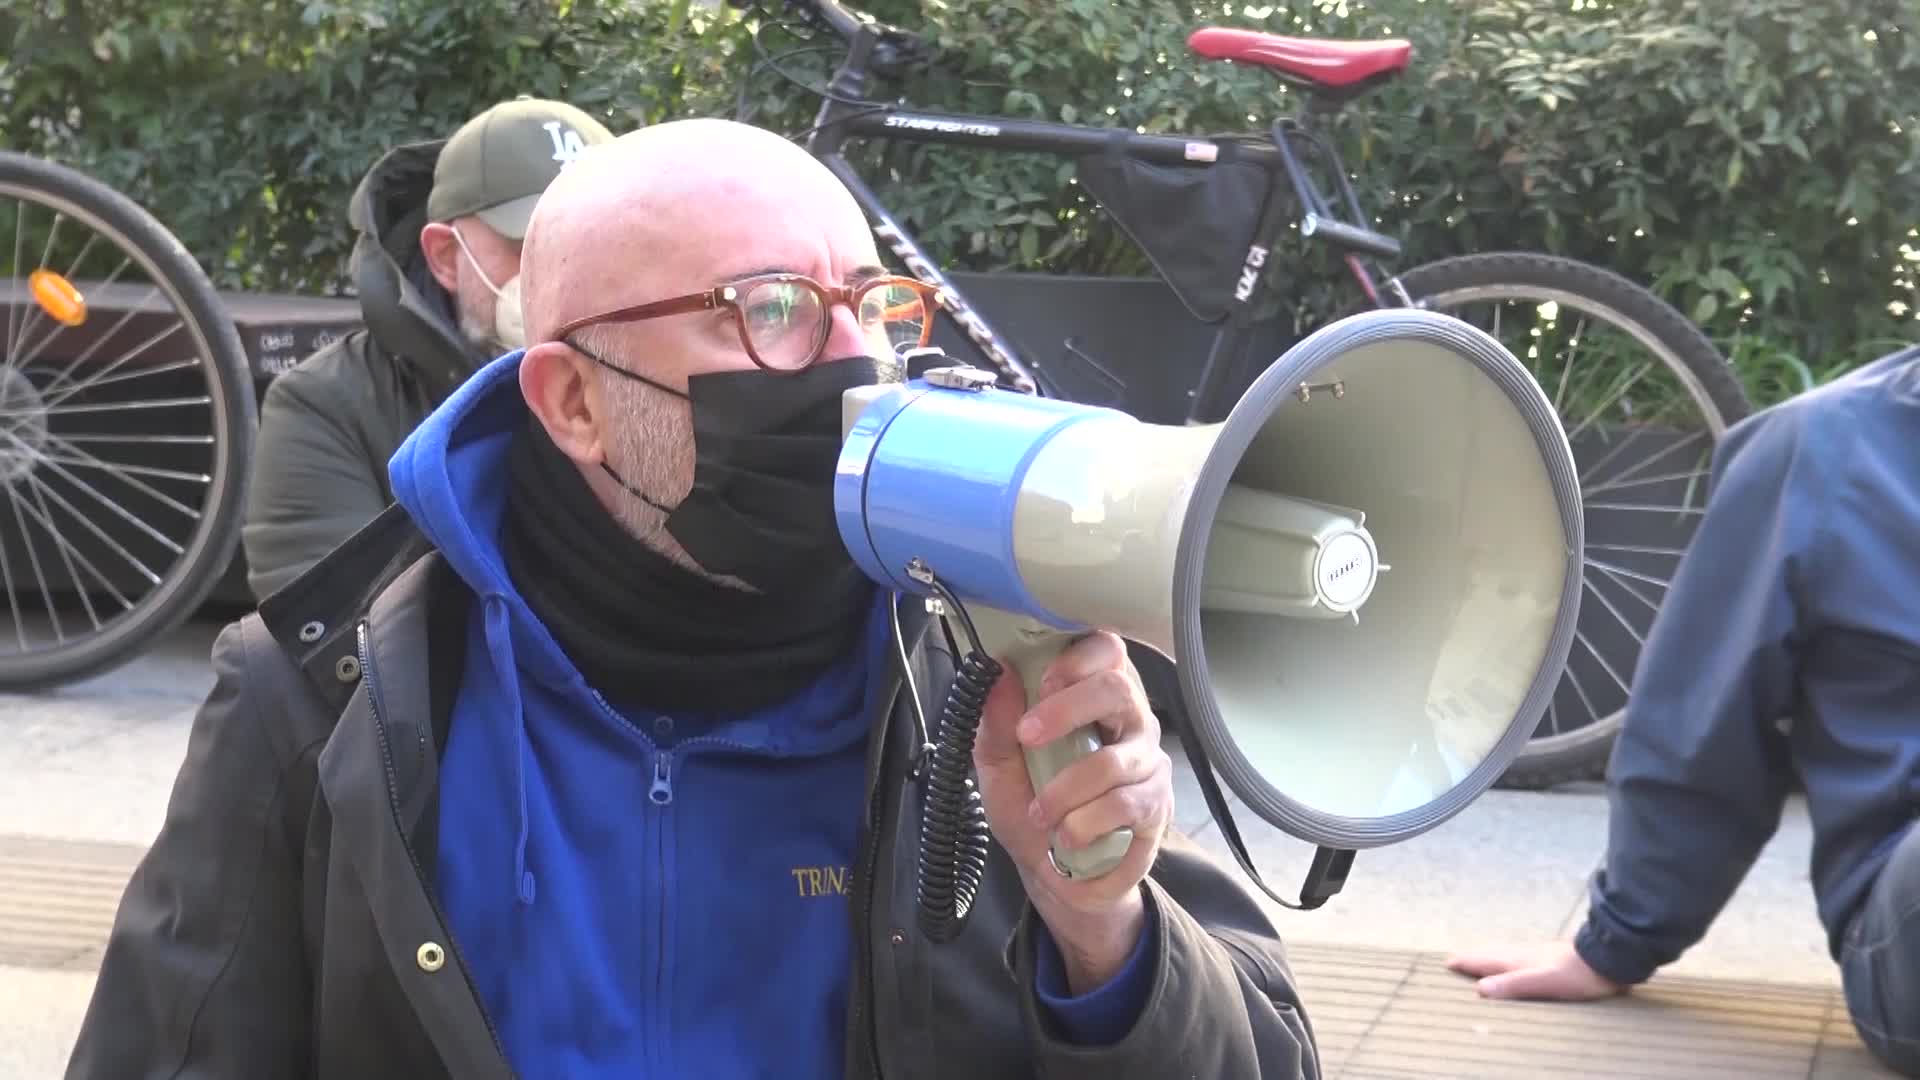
[966,606,1135,880]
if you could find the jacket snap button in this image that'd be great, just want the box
[298,620,324,643]
[890,931,905,946]
[416,942,445,972]
[334,655,361,683]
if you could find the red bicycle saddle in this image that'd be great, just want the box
[1187,28,1412,88]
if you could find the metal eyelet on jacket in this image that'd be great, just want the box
[416,942,445,972]
[299,620,325,643]
[335,655,361,683]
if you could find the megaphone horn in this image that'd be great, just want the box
[835,308,1584,935]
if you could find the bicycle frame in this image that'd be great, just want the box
[801,15,1412,423]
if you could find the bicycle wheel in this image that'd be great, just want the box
[0,150,255,691]
[1387,252,1752,789]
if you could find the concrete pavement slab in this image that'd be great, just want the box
[0,965,93,1080]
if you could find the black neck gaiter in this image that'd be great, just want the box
[501,418,873,715]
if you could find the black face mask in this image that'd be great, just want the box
[591,354,884,590]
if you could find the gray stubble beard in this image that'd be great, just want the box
[598,369,756,593]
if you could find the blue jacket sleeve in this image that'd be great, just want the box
[1573,402,1839,986]
[1032,903,1159,1045]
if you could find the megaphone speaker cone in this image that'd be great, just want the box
[1173,308,1583,850]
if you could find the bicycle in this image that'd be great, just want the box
[0,150,256,691]
[735,0,1754,788]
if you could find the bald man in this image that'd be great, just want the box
[65,118,1316,1079]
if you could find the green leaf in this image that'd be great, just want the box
[1691,294,1720,323]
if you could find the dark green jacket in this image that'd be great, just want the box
[240,139,481,601]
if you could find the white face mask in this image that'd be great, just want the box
[449,224,526,350]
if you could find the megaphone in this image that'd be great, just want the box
[835,308,1583,938]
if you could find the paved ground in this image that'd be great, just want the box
[0,615,1890,1078]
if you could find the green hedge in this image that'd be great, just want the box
[4,0,1916,402]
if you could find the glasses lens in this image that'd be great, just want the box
[858,281,930,354]
[741,280,825,369]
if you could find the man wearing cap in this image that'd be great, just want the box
[240,98,616,601]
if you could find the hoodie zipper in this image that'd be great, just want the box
[358,623,515,1074]
[588,690,760,1077]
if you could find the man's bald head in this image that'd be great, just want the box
[519,118,874,348]
[513,117,893,579]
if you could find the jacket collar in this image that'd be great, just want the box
[257,502,438,716]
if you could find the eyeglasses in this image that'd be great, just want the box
[551,272,941,372]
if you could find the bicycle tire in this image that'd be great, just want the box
[1389,252,1752,790]
[0,150,255,691]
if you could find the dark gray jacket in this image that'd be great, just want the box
[240,140,479,602]
[65,504,1323,1079]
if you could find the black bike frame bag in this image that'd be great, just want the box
[1073,133,1274,325]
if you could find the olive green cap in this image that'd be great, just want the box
[426,97,616,239]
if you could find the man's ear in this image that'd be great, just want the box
[520,342,605,466]
[419,221,464,295]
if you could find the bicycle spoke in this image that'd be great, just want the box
[1590,560,1667,613]
[1550,315,1591,417]
[33,449,209,487]
[1587,541,1688,560]
[0,426,183,558]
[2,479,62,644]
[4,199,27,370]
[56,431,213,447]
[1545,698,1562,738]
[30,476,105,632]
[1581,575,1646,647]
[1584,499,1706,516]
[18,466,164,587]
[5,210,73,371]
[36,427,202,527]
[0,393,212,419]
[0,495,25,649]
[1575,626,1634,697]
[1577,425,1649,487]
[1561,651,1602,725]
[1586,428,1710,491]
[41,355,202,399]
[1586,556,1671,592]
[32,282,172,395]
[11,473,135,610]
[1584,467,1713,497]
[1565,360,1658,443]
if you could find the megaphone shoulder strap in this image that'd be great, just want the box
[1181,729,1355,913]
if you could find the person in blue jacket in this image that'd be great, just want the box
[65,117,1318,1079]
[1447,344,1920,1077]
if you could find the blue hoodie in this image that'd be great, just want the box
[1576,345,1920,985]
[386,352,1153,1078]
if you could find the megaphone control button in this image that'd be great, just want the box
[1315,532,1377,609]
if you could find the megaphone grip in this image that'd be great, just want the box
[969,607,1135,881]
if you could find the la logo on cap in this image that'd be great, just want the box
[544,120,588,167]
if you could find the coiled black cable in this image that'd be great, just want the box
[916,577,1003,944]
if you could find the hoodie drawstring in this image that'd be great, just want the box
[482,594,538,907]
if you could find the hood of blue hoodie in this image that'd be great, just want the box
[388,348,883,741]
[386,350,890,1076]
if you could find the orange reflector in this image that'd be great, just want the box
[29,269,87,327]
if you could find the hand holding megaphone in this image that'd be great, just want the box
[967,623,1173,907]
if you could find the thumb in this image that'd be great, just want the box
[1474,966,1576,1001]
